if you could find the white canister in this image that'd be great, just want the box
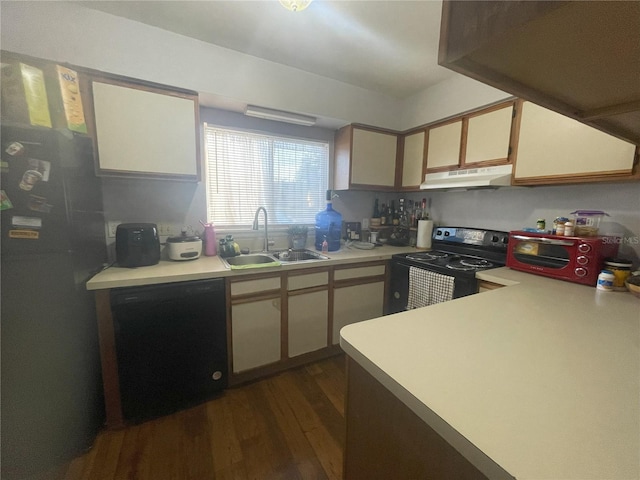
[416,220,434,249]
[596,270,615,291]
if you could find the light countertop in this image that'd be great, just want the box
[86,245,416,290]
[340,267,640,480]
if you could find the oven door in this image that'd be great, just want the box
[507,234,575,278]
[387,259,477,314]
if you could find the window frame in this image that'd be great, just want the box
[203,122,332,231]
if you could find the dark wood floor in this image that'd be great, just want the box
[58,354,346,480]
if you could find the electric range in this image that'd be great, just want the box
[387,227,509,314]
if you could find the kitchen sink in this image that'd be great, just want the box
[220,254,280,270]
[272,249,330,262]
[220,249,329,269]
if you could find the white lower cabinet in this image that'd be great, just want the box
[231,299,281,373]
[333,281,385,345]
[288,290,329,357]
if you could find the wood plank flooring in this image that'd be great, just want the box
[58,354,346,480]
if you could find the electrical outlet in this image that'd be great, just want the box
[157,223,175,237]
[107,221,121,238]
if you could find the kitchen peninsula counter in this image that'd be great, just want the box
[86,245,415,290]
[340,267,639,480]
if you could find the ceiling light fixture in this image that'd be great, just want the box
[245,105,317,126]
[279,0,313,12]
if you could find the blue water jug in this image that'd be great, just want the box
[315,191,342,251]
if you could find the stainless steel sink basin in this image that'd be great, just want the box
[220,254,280,269]
[272,249,330,262]
[220,249,329,269]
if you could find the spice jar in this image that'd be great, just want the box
[536,218,546,230]
[604,259,633,291]
[564,221,575,236]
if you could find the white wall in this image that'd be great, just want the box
[400,74,512,129]
[0,1,402,130]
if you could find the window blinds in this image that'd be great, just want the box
[204,124,329,227]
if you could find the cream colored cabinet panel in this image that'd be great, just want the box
[288,272,328,291]
[515,102,636,179]
[465,105,513,164]
[92,81,199,180]
[332,282,385,344]
[288,291,329,357]
[231,276,281,296]
[231,299,281,373]
[351,128,398,187]
[426,121,462,169]
[335,264,385,281]
[401,131,426,187]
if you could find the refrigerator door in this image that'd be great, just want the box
[1,252,105,477]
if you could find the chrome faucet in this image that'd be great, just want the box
[252,207,269,252]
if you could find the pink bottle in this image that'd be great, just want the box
[202,222,217,256]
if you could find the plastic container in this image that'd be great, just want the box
[315,190,342,252]
[570,210,608,237]
[202,222,217,256]
[596,270,615,291]
[604,258,633,291]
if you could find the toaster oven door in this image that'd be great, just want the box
[508,234,575,270]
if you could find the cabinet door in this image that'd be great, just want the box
[231,299,281,373]
[426,120,462,170]
[514,102,636,181]
[465,104,513,165]
[401,131,426,187]
[91,79,199,180]
[333,281,385,344]
[288,290,329,357]
[351,128,398,187]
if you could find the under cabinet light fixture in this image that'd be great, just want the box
[244,105,317,126]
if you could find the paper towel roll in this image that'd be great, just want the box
[416,220,434,249]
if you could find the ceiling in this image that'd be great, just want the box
[78,0,455,100]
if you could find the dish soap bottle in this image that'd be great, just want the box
[315,190,342,252]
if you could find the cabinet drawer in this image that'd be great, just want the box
[230,276,281,296]
[335,264,386,281]
[287,271,329,291]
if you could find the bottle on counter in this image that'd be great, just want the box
[564,221,575,236]
[536,218,546,230]
[202,222,217,256]
[315,190,342,252]
[380,203,387,225]
[373,198,380,219]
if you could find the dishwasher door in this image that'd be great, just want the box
[111,278,227,423]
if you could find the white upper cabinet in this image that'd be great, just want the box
[425,120,462,170]
[334,125,398,190]
[400,130,426,188]
[91,78,200,181]
[513,101,637,183]
[465,103,513,164]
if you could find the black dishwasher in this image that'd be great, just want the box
[111,278,227,423]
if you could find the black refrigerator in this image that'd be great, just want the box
[1,124,107,479]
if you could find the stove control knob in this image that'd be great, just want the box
[491,235,499,243]
[436,230,442,236]
[502,237,509,244]
[578,243,592,254]
[576,255,589,266]
[575,267,588,277]
[444,231,450,236]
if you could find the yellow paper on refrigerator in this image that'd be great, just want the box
[56,65,87,133]
[19,63,52,128]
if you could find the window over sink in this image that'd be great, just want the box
[204,124,329,227]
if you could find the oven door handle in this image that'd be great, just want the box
[512,235,575,246]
